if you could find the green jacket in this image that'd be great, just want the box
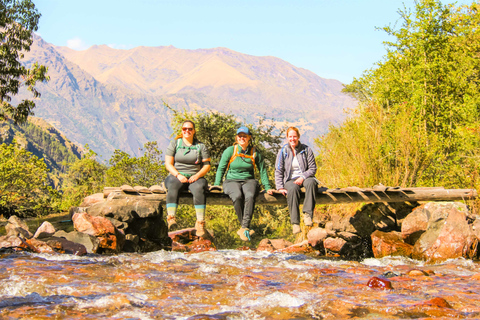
[214,145,272,190]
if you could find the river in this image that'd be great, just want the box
[0,249,479,319]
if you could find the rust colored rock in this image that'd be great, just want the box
[307,227,327,248]
[421,297,452,308]
[236,246,253,251]
[367,277,392,290]
[323,237,347,253]
[371,230,413,258]
[33,221,56,239]
[169,228,198,243]
[256,239,293,252]
[79,192,105,207]
[407,269,430,277]
[5,216,33,239]
[73,212,125,252]
[0,235,30,251]
[412,202,478,262]
[54,230,100,254]
[401,204,430,244]
[25,238,55,254]
[187,238,216,253]
[471,219,480,242]
[43,236,87,255]
[172,241,188,252]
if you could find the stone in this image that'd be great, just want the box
[307,227,328,249]
[79,193,105,207]
[401,204,430,244]
[323,237,347,254]
[471,219,480,242]
[87,198,162,221]
[412,202,478,262]
[5,216,33,239]
[120,185,136,193]
[371,230,413,258]
[134,186,152,194]
[72,212,125,253]
[256,239,293,252]
[367,277,393,290]
[33,221,56,239]
[43,236,88,255]
[25,238,56,254]
[420,297,452,309]
[150,185,166,194]
[188,238,217,253]
[54,230,100,254]
[0,235,30,252]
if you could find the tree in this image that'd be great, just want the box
[168,104,284,183]
[106,141,167,187]
[0,139,56,216]
[0,0,49,123]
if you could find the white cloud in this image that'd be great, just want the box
[107,43,135,50]
[66,37,90,50]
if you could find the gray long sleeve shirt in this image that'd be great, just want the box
[274,142,317,190]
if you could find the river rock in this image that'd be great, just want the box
[5,216,33,239]
[371,230,413,258]
[54,230,100,254]
[33,221,56,239]
[25,238,56,254]
[43,236,88,255]
[471,219,480,241]
[324,237,347,254]
[72,212,125,253]
[401,204,430,244]
[367,277,392,290]
[79,193,105,207]
[412,202,478,262]
[0,235,30,252]
[307,227,328,249]
[256,239,293,252]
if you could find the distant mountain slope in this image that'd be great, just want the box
[17,35,356,158]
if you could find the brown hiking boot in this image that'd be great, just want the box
[303,214,313,227]
[237,228,250,241]
[167,215,177,230]
[195,220,206,237]
[247,228,255,236]
[292,224,301,234]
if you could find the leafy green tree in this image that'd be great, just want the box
[0,140,56,217]
[0,0,49,123]
[168,105,284,183]
[61,146,106,209]
[106,141,167,187]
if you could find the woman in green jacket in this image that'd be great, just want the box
[214,126,274,241]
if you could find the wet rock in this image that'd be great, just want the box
[277,240,314,254]
[79,192,105,207]
[25,238,56,254]
[307,227,327,248]
[187,238,216,253]
[420,297,452,308]
[0,235,30,252]
[401,204,430,244]
[33,221,56,239]
[471,219,480,242]
[412,202,478,262]
[5,216,33,239]
[407,269,430,277]
[72,212,125,253]
[256,239,293,252]
[323,237,347,254]
[168,228,197,243]
[54,230,100,254]
[172,241,188,252]
[367,276,392,290]
[43,236,88,255]
[371,230,413,258]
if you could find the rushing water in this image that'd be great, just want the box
[0,249,479,319]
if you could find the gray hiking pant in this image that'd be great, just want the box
[284,177,317,225]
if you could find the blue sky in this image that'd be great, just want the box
[34,0,469,84]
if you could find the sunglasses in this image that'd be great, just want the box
[182,127,194,132]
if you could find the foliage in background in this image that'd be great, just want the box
[106,141,167,187]
[0,0,49,123]
[0,140,58,217]
[316,0,480,194]
[167,104,285,185]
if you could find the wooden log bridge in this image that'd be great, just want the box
[104,186,478,205]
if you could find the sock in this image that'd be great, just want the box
[195,205,206,221]
[166,203,177,217]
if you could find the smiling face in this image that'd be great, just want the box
[287,128,300,149]
[182,121,195,140]
[236,133,251,148]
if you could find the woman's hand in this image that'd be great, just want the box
[294,177,304,186]
[278,188,287,196]
[188,174,199,183]
[177,174,188,183]
[266,189,275,195]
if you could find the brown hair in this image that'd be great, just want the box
[286,126,300,138]
[175,120,197,140]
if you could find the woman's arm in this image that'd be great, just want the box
[165,155,188,183]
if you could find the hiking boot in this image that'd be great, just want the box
[195,220,206,237]
[292,224,301,234]
[247,228,255,236]
[237,228,250,241]
[167,215,177,230]
[303,214,313,227]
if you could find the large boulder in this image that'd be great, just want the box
[5,216,33,239]
[79,193,105,207]
[412,202,478,262]
[371,230,414,258]
[54,230,100,254]
[307,227,328,249]
[33,221,56,239]
[401,204,430,244]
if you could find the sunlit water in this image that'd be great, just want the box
[0,250,479,319]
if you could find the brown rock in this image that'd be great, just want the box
[150,185,166,194]
[54,230,100,254]
[323,237,347,253]
[256,239,293,252]
[72,212,125,252]
[307,227,327,248]
[420,297,452,309]
[371,230,413,258]
[412,202,478,262]
[187,238,216,253]
[0,235,30,251]
[367,277,392,290]
[79,192,105,207]
[120,184,136,192]
[401,204,430,244]
[33,221,56,239]
[5,216,33,239]
[471,219,480,241]
[44,236,88,255]
[25,238,56,254]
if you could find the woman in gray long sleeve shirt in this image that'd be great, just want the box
[274,127,318,234]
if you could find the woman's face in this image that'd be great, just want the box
[237,133,251,147]
[182,122,195,139]
[287,130,299,148]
